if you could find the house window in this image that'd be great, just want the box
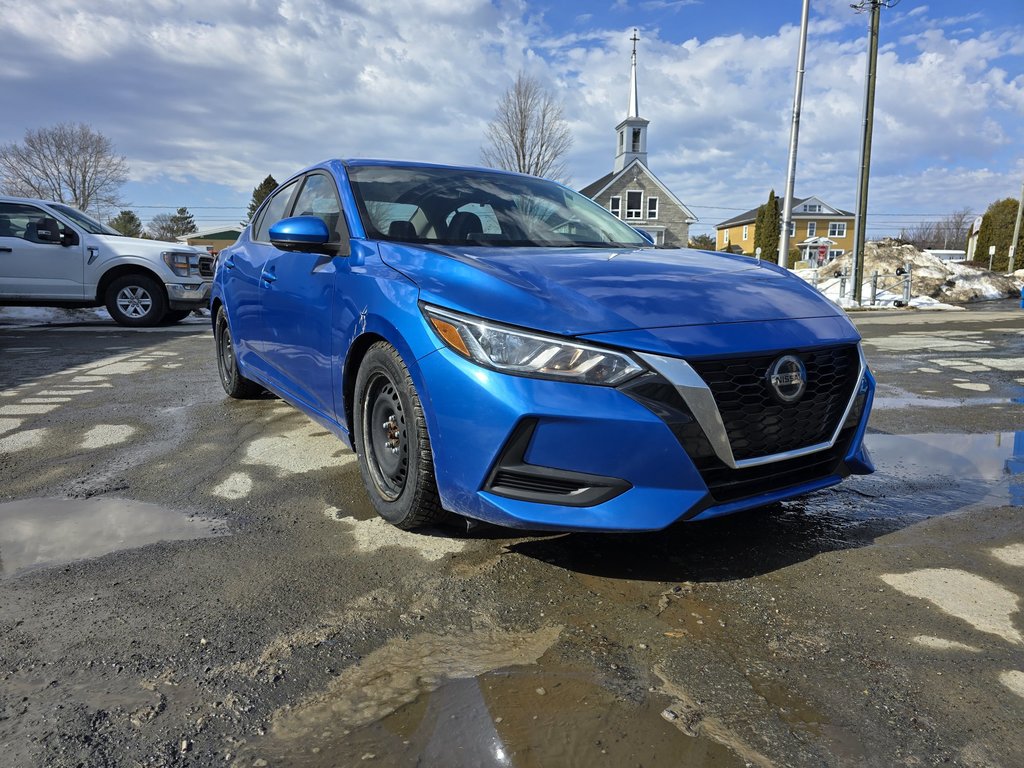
[804,204,822,213]
[625,190,643,219]
[788,221,795,237]
[742,225,748,241]
[829,249,843,260]
[609,196,621,218]
[806,221,816,238]
[723,229,730,244]
[631,128,642,153]
[828,222,847,238]
[647,197,659,219]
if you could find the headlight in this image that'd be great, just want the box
[423,305,643,386]
[162,251,200,277]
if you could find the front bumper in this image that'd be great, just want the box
[166,280,212,310]
[418,342,874,532]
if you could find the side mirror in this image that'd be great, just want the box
[35,217,63,244]
[269,216,335,253]
[62,228,80,247]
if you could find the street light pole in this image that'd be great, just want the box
[779,0,811,269]
[851,1,883,305]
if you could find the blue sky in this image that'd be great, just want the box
[1,0,1021,239]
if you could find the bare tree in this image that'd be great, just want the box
[481,72,573,182]
[898,208,973,250]
[0,122,128,213]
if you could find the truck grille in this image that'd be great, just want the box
[688,345,860,461]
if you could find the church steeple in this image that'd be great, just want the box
[614,28,650,172]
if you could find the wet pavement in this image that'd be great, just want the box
[0,304,1022,767]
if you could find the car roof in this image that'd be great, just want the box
[336,158,534,179]
[0,195,59,206]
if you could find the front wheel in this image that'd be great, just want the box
[214,306,262,398]
[353,342,447,529]
[105,274,167,327]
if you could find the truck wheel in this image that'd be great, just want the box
[353,342,449,530]
[105,274,166,327]
[215,307,262,399]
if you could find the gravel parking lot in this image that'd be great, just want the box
[1,304,1022,767]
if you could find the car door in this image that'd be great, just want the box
[221,179,300,364]
[0,202,85,299]
[259,171,348,420]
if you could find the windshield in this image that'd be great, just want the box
[348,165,649,249]
[50,203,121,236]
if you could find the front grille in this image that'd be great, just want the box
[689,345,859,461]
[198,255,215,277]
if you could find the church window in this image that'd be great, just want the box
[618,131,624,154]
[625,190,643,219]
[631,129,642,153]
[647,197,659,219]
[609,196,621,218]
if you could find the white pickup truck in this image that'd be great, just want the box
[0,196,212,326]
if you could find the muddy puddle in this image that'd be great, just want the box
[245,630,742,767]
[0,496,226,577]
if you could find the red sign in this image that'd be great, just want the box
[817,245,828,257]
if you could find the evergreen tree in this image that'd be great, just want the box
[108,209,143,238]
[975,197,1024,272]
[245,175,278,224]
[170,206,197,236]
[753,189,780,263]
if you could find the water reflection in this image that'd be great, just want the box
[0,497,226,577]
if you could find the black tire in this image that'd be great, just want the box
[105,274,167,327]
[214,307,262,399]
[353,342,447,529]
[162,309,191,324]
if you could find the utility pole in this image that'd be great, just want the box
[1009,179,1024,273]
[851,1,888,305]
[779,0,811,269]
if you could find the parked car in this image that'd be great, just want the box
[0,196,213,326]
[212,160,875,532]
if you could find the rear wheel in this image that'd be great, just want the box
[353,342,447,529]
[215,306,262,398]
[105,274,166,327]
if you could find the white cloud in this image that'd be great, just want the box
[0,0,1019,235]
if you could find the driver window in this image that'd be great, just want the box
[0,203,58,242]
[291,174,345,242]
[253,180,299,242]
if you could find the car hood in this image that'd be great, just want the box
[379,243,846,337]
[87,234,204,255]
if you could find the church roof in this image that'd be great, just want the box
[580,160,697,223]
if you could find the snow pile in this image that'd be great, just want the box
[0,306,110,326]
[797,238,1023,309]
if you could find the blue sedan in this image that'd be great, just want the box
[211,160,874,532]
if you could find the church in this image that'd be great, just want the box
[580,33,696,247]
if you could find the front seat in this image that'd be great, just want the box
[388,220,416,240]
[447,212,483,242]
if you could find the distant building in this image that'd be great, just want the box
[580,32,696,247]
[715,196,854,262]
[177,226,242,254]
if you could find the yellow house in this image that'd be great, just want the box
[715,196,854,263]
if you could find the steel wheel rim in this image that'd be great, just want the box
[217,320,235,388]
[362,371,409,501]
[116,286,153,318]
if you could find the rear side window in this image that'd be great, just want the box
[253,180,299,243]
